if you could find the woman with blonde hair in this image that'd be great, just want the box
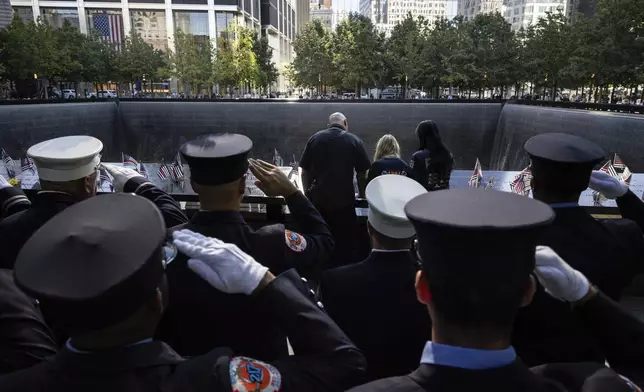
[366,134,412,184]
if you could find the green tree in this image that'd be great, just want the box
[291,19,336,90]
[0,15,39,82]
[213,25,257,95]
[386,13,427,97]
[523,11,571,100]
[81,31,119,89]
[168,29,213,94]
[119,31,166,91]
[252,33,279,94]
[332,13,383,92]
[56,20,86,87]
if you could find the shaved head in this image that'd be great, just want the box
[329,112,347,126]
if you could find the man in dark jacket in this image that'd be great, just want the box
[0,193,366,392]
[321,174,430,382]
[0,176,30,220]
[349,188,644,392]
[156,134,334,360]
[513,133,644,366]
[300,112,372,267]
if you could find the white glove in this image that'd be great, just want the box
[588,170,629,199]
[0,175,11,190]
[534,246,589,302]
[172,229,269,295]
[102,164,143,192]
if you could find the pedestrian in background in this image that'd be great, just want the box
[410,121,454,191]
[366,134,413,185]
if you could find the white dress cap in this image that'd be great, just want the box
[366,174,427,239]
[28,136,103,182]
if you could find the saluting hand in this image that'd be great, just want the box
[534,246,590,303]
[102,164,144,192]
[248,158,298,198]
[172,229,272,295]
[588,170,629,199]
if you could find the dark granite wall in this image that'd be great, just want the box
[115,101,502,169]
[492,104,644,171]
[1,101,644,172]
[0,102,117,160]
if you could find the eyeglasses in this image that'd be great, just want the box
[162,241,178,269]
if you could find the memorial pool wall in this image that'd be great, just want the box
[1,101,643,172]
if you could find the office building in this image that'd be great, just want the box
[359,0,449,34]
[0,0,11,28]
[11,0,300,90]
[310,7,333,28]
[457,0,502,21]
[503,0,566,30]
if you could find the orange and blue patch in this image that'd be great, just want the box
[230,356,282,391]
[285,230,307,252]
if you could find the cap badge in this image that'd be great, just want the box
[229,356,282,392]
[285,230,307,252]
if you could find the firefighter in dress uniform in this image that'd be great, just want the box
[0,193,365,392]
[348,188,644,392]
[156,134,334,360]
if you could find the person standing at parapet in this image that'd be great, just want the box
[366,134,413,185]
[300,112,371,268]
[320,175,431,382]
[513,133,644,367]
[0,136,187,273]
[410,120,454,191]
[156,134,334,360]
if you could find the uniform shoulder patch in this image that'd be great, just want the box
[229,356,282,392]
[284,230,307,252]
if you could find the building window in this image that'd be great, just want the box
[215,11,235,38]
[130,10,167,51]
[87,9,124,44]
[12,7,34,23]
[174,11,209,44]
[172,0,207,4]
[41,8,79,29]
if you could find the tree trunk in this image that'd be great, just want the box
[550,77,557,101]
[611,85,615,104]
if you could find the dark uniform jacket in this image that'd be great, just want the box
[0,187,31,221]
[409,150,454,191]
[157,191,334,359]
[320,250,430,382]
[0,270,367,392]
[0,269,57,375]
[348,292,644,392]
[367,157,413,185]
[0,177,188,271]
[514,191,644,366]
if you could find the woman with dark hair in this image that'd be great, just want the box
[410,120,454,191]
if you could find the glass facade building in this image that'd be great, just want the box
[41,8,80,29]
[131,10,167,51]
[173,10,209,44]
[12,6,33,24]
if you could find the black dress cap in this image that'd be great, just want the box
[405,188,554,281]
[524,133,605,192]
[180,134,253,185]
[14,193,166,333]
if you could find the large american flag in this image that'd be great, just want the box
[92,14,122,44]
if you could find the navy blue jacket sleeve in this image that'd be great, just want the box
[255,269,366,391]
[123,177,188,228]
[0,187,30,220]
[257,192,334,277]
[0,269,57,375]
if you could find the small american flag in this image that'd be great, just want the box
[468,158,483,188]
[20,156,35,174]
[139,163,148,179]
[288,154,298,178]
[485,176,495,190]
[170,152,185,182]
[273,149,284,166]
[122,153,139,171]
[98,167,114,192]
[510,174,528,196]
[157,163,171,180]
[613,153,625,169]
[621,166,632,185]
[599,160,618,178]
[2,149,15,178]
[92,13,123,44]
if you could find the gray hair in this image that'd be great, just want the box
[329,112,347,126]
